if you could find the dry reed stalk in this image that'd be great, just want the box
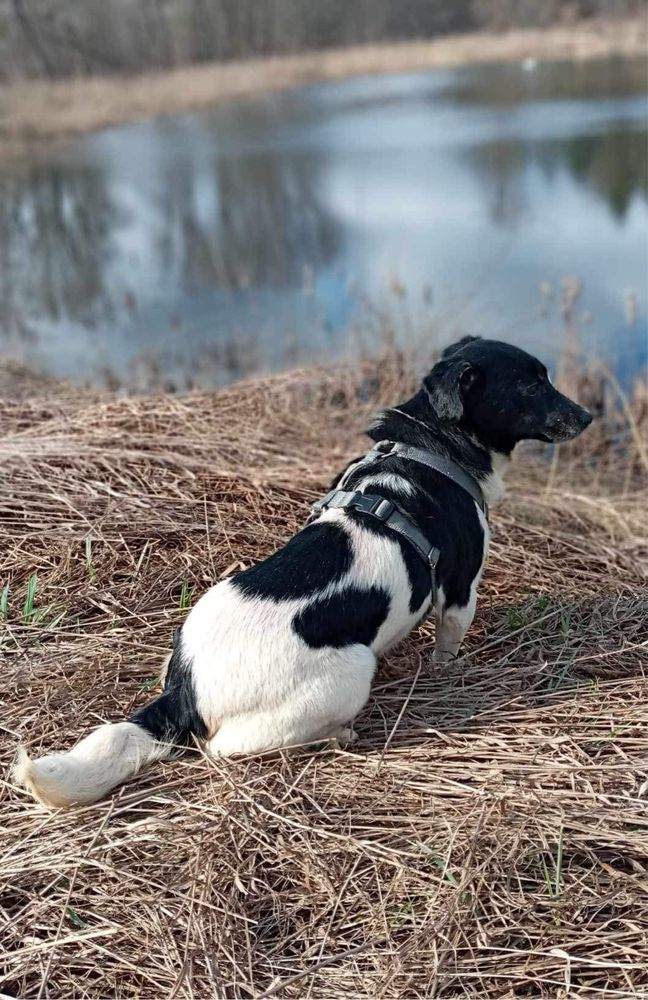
[1,357,646,998]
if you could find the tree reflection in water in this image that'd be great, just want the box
[0,57,645,389]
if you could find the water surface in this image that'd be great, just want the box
[1,56,646,388]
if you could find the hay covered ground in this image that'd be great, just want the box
[1,357,647,998]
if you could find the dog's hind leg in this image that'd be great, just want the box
[207,645,375,756]
[206,715,355,757]
[433,592,476,666]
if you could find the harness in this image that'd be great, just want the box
[310,441,487,594]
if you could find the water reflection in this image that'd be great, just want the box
[0,165,115,330]
[0,56,645,389]
[559,129,647,219]
[446,56,647,108]
[470,128,647,225]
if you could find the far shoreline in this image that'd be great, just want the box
[0,16,645,160]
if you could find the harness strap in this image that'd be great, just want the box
[369,441,487,513]
[309,443,486,597]
[311,489,440,579]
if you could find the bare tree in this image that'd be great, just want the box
[1,0,645,81]
[10,0,57,78]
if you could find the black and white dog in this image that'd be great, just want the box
[16,337,592,808]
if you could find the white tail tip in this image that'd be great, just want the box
[13,744,77,809]
[14,723,165,809]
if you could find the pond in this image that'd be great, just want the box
[1,56,646,390]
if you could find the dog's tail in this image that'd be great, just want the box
[14,643,207,809]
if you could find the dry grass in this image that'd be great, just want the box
[1,355,647,998]
[1,17,646,159]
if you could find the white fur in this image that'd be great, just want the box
[187,507,432,756]
[357,473,416,498]
[14,723,167,808]
[480,452,509,507]
[191,492,491,751]
[16,459,494,807]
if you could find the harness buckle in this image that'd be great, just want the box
[367,496,394,521]
[427,545,440,570]
[309,487,438,592]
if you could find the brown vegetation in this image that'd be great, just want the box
[1,355,647,997]
[1,17,646,155]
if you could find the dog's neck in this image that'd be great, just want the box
[368,388,510,508]
[478,451,509,508]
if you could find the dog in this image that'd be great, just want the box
[15,337,592,808]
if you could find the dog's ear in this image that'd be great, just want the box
[423,357,482,421]
[441,335,481,360]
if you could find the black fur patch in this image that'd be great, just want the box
[433,493,485,608]
[293,586,390,648]
[330,461,434,615]
[341,447,485,613]
[233,522,352,601]
[130,638,207,743]
[397,536,432,613]
[343,509,431,614]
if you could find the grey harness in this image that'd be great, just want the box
[310,441,487,590]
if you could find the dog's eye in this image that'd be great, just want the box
[528,368,548,392]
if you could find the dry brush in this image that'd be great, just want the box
[1,358,647,998]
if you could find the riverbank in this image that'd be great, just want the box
[2,357,647,997]
[1,16,645,157]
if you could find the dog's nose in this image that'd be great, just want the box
[580,407,593,428]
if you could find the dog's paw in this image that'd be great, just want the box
[432,650,464,667]
[328,726,358,747]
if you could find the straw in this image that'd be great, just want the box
[1,354,646,998]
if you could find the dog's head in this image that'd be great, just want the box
[423,336,592,453]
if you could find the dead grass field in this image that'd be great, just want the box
[1,356,647,998]
[1,16,646,158]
